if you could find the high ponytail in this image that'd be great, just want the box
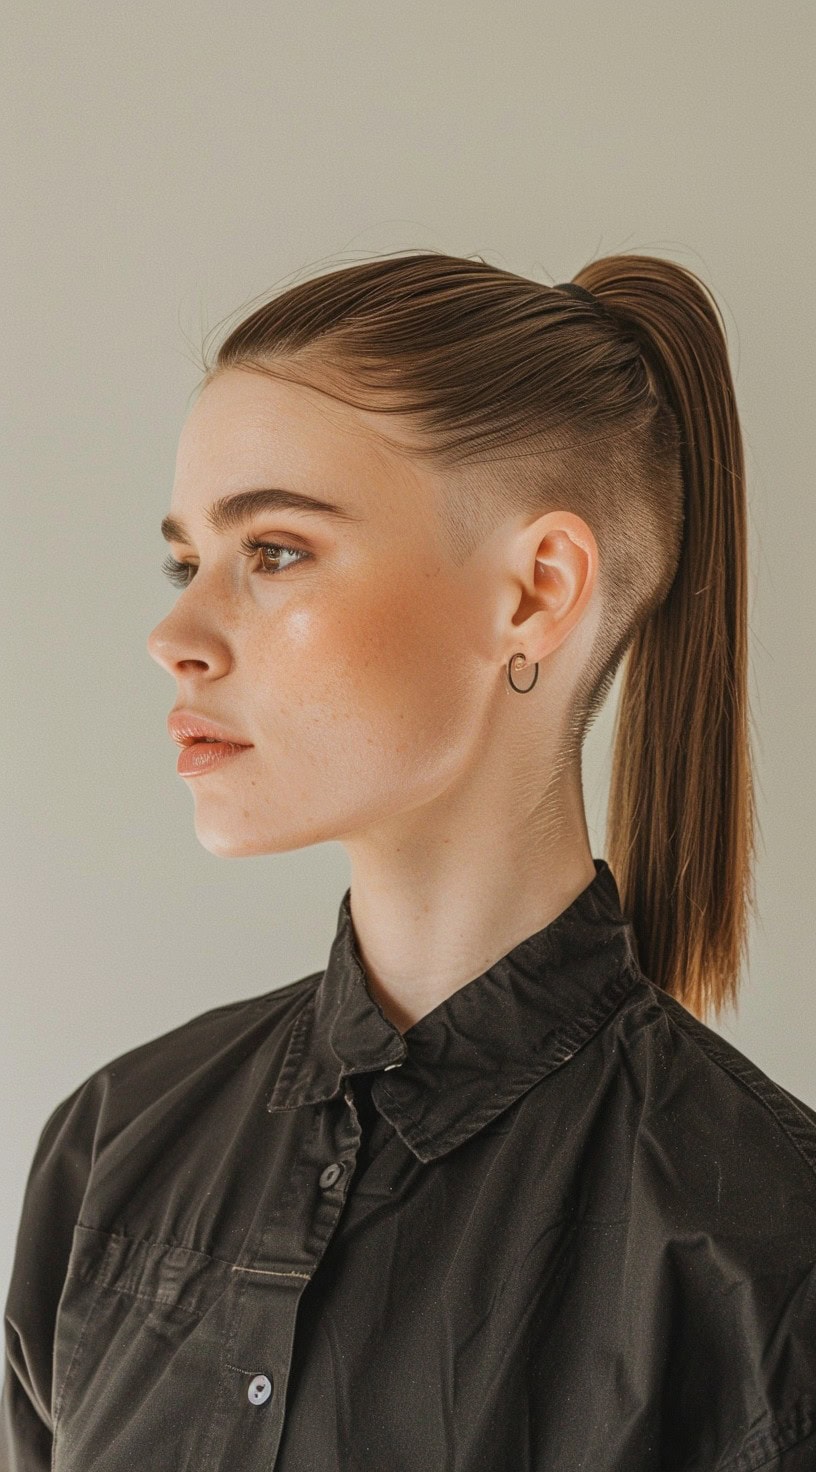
[205,246,757,1023]
[576,256,757,1023]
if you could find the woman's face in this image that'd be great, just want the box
[147,366,508,858]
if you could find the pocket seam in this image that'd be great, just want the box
[75,1220,223,1267]
[94,1278,203,1316]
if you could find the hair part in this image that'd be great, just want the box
[199,248,756,1025]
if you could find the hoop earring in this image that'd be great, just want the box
[507,652,539,693]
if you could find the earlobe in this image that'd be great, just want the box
[507,653,539,693]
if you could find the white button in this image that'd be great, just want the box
[247,1374,272,1405]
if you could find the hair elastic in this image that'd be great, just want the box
[554,281,598,305]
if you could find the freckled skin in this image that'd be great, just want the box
[147,366,601,1030]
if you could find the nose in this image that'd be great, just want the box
[146,612,211,677]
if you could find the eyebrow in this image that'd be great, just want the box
[160,487,362,544]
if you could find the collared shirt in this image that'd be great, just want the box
[3,857,816,1470]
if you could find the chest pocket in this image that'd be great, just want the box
[52,1223,236,1472]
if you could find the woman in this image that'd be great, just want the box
[4,251,815,1470]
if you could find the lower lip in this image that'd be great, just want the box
[176,742,252,777]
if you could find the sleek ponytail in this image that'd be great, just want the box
[575,257,756,1023]
[204,247,757,1023]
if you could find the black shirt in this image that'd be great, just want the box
[3,857,816,1470]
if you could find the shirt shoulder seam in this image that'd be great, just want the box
[648,986,816,1181]
[715,1390,816,1469]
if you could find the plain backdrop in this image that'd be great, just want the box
[1,0,814,1300]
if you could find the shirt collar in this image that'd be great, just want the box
[267,857,643,1163]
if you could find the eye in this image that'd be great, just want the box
[161,537,311,588]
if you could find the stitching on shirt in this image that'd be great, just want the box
[76,1222,216,1257]
[50,1275,109,1470]
[75,1221,259,1276]
[77,1225,314,1285]
[376,961,644,1147]
[714,1392,816,1470]
[90,1279,203,1314]
[651,989,816,1179]
[266,993,315,1105]
[230,1264,312,1280]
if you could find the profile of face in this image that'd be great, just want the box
[147,367,596,859]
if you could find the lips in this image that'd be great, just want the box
[167,710,253,748]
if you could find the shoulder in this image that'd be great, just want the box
[606,976,816,1236]
[631,980,815,1163]
[41,968,323,1159]
[608,982,816,1468]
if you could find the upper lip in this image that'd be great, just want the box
[167,710,253,748]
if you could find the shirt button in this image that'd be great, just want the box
[247,1374,272,1406]
[319,1162,343,1189]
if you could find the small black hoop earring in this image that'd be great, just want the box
[507,653,539,693]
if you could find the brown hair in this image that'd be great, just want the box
[199,249,757,1024]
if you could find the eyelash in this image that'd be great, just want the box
[161,535,311,588]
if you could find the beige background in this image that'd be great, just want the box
[2,0,814,1297]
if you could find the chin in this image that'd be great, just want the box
[192,819,330,860]
[193,831,264,859]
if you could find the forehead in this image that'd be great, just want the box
[174,366,427,506]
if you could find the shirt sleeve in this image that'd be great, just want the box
[0,1080,96,1472]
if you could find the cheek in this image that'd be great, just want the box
[267,575,474,778]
